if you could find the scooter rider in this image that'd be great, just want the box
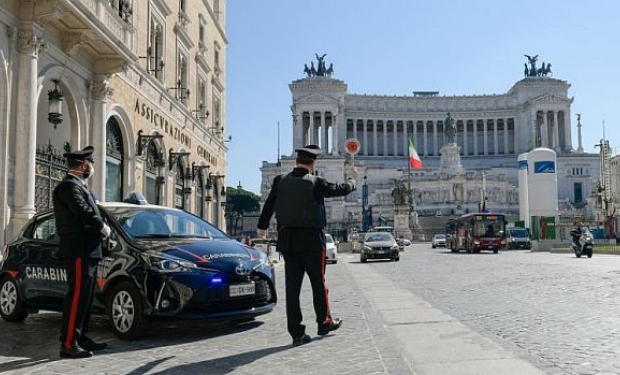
[570,224,582,248]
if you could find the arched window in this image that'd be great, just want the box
[105,117,124,202]
[145,142,162,205]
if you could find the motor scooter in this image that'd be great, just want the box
[570,226,594,258]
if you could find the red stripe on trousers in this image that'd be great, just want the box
[64,258,82,348]
[321,245,332,324]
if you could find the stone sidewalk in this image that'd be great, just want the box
[344,257,547,375]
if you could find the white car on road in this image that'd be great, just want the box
[325,233,338,264]
[432,234,446,248]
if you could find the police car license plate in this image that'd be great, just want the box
[376,250,385,254]
[229,283,255,297]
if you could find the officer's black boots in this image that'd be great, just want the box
[59,343,93,359]
[318,317,342,336]
[292,334,312,347]
[79,336,108,351]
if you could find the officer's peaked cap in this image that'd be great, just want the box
[295,144,322,160]
[63,146,95,163]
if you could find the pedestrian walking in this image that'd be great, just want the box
[53,146,110,359]
[257,144,357,347]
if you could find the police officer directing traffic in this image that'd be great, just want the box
[53,146,110,359]
[257,144,357,347]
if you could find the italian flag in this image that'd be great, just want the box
[408,137,422,169]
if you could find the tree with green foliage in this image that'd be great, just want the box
[226,187,260,216]
[225,186,260,236]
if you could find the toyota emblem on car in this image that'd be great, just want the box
[235,263,250,276]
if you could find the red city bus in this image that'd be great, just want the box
[445,213,507,253]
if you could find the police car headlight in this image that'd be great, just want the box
[150,256,198,273]
[363,245,372,251]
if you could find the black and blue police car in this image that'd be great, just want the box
[0,197,276,339]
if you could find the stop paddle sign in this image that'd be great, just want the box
[344,138,361,155]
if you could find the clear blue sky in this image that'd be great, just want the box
[226,0,620,194]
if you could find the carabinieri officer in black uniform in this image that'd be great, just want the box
[53,146,110,359]
[257,144,357,347]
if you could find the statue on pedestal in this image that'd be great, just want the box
[443,112,456,145]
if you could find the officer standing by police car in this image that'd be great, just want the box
[257,144,357,347]
[53,146,110,358]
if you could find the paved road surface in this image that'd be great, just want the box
[0,244,617,374]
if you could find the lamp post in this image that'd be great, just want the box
[136,130,163,156]
[479,172,487,213]
[362,175,370,231]
[48,80,63,129]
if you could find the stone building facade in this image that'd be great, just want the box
[0,0,228,246]
[260,56,601,236]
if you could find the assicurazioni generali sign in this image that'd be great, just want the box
[135,98,192,148]
[135,98,219,166]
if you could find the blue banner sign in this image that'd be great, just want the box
[534,161,555,173]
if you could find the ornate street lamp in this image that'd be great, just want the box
[136,130,163,156]
[168,149,190,171]
[192,162,210,181]
[48,80,63,129]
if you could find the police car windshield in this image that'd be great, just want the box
[104,206,227,240]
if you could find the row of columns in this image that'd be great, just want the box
[291,112,568,159]
[293,111,339,156]
[535,109,567,151]
[347,118,517,157]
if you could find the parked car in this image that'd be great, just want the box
[0,202,277,340]
[325,233,338,264]
[432,234,446,248]
[506,228,532,249]
[360,232,400,262]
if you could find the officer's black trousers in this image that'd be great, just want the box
[283,247,331,338]
[60,257,98,348]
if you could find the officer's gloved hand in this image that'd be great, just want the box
[256,228,267,239]
[345,166,359,180]
[100,223,111,239]
[345,167,358,190]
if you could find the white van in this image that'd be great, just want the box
[506,228,532,249]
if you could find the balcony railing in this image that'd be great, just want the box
[74,0,134,51]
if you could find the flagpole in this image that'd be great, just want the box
[407,130,412,216]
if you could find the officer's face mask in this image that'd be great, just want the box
[83,163,94,179]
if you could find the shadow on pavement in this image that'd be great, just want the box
[0,312,264,373]
[140,344,292,375]
[0,358,59,374]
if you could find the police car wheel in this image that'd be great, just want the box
[106,281,149,340]
[0,276,28,322]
